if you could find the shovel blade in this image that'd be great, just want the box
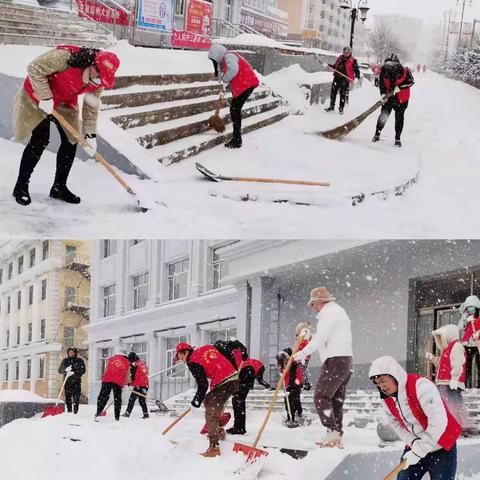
[196,162,221,182]
[233,442,269,463]
[42,405,65,418]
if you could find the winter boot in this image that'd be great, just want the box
[317,429,343,448]
[142,413,149,419]
[303,381,311,391]
[286,420,299,428]
[324,105,335,112]
[73,404,79,414]
[12,184,32,206]
[121,412,130,418]
[372,132,380,143]
[50,184,81,204]
[394,138,402,147]
[226,427,246,435]
[200,442,221,458]
[224,134,242,149]
[339,108,344,115]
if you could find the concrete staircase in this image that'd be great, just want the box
[101,73,289,166]
[0,0,114,47]
[169,388,480,430]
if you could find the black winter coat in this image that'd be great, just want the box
[59,356,86,385]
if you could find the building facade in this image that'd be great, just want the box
[87,239,480,400]
[240,0,289,38]
[0,241,90,399]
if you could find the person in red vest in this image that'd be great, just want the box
[372,54,414,147]
[423,65,427,74]
[122,352,149,419]
[369,356,461,479]
[459,295,480,388]
[324,46,360,115]
[277,348,303,428]
[12,46,120,206]
[174,342,239,457]
[429,325,471,431]
[208,43,260,149]
[95,352,131,421]
[417,64,422,73]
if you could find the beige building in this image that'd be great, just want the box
[0,240,90,400]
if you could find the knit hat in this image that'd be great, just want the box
[307,287,335,306]
[95,51,120,89]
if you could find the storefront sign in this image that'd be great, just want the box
[171,29,212,49]
[186,0,212,36]
[137,0,174,31]
[76,0,130,25]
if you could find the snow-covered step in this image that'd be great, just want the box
[0,32,112,48]
[0,18,109,34]
[0,25,111,40]
[113,73,214,90]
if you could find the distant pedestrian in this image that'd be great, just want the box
[58,347,86,414]
[423,65,427,73]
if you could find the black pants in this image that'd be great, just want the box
[126,387,148,415]
[15,117,77,190]
[285,386,302,422]
[65,379,81,413]
[330,79,349,110]
[375,98,409,140]
[465,346,480,388]
[232,382,252,430]
[230,87,254,137]
[96,382,123,420]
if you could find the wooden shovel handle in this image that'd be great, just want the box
[384,460,407,480]
[51,110,135,195]
[282,376,293,420]
[325,64,355,83]
[231,177,330,187]
[162,406,191,435]
[131,389,148,399]
[252,335,305,449]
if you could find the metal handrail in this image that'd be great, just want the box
[149,361,185,379]
[150,361,194,401]
[65,252,90,266]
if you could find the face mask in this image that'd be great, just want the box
[467,306,477,314]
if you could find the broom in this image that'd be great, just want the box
[208,92,226,133]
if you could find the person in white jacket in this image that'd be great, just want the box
[369,356,461,479]
[294,287,353,448]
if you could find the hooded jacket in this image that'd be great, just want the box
[458,295,480,346]
[58,349,86,386]
[432,325,466,389]
[369,356,461,457]
[299,302,353,362]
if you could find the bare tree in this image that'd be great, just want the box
[367,22,407,63]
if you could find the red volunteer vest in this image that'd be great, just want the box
[223,53,260,98]
[232,348,243,370]
[242,358,263,377]
[436,340,466,384]
[383,67,411,104]
[384,374,461,451]
[284,361,303,387]
[334,55,356,81]
[24,45,101,110]
[462,316,480,342]
[131,360,149,387]
[102,355,130,387]
[189,345,237,389]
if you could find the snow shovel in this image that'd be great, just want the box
[233,335,305,467]
[317,91,394,140]
[200,411,231,434]
[49,109,155,212]
[208,92,226,133]
[313,54,354,84]
[196,163,330,188]
[42,372,72,417]
[383,460,407,480]
[98,398,115,417]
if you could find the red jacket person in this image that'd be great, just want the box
[174,342,239,458]
[122,352,150,419]
[12,45,120,206]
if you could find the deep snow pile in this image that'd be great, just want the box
[0,389,54,402]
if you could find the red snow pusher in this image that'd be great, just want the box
[98,398,115,417]
[200,411,231,434]
[233,335,305,466]
[42,372,72,417]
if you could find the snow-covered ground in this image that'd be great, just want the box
[1,44,479,238]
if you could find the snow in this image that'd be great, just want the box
[0,389,54,403]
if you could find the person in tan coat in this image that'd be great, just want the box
[12,45,120,206]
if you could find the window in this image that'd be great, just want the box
[4,362,8,381]
[27,322,32,342]
[133,272,149,310]
[26,359,31,379]
[29,285,34,305]
[15,361,19,381]
[64,286,76,308]
[100,348,112,379]
[308,2,315,13]
[129,240,145,246]
[128,341,147,363]
[0,268,3,285]
[16,326,20,345]
[174,0,185,16]
[8,262,13,280]
[7,296,11,314]
[42,240,49,260]
[305,19,314,29]
[102,240,117,258]
[29,248,36,268]
[40,319,46,339]
[321,10,325,18]
[64,327,75,348]
[166,336,187,376]
[17,290,21,310]
[18,256,23,275]
[41,279,47,300]
[103,284,116,317]
[39,357,45,379]
[319,24,324,32]
[168,259,189,301]
[209,243,237,290]
[210,327,237,344]
[6,329,9,347]
[65,245,77,263]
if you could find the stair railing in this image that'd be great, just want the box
[150,362,194,401]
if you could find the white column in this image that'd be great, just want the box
[112,336,122,354]
[187,324,201,347]
[7,359,14,389]
[49,266,62,344]
[48,352,58,397]
[31,280,40,341]
[89,241,100,322]
[234,281,249,346]
[30,356,38,393]
[88,345,99,403]
[18,357,26,390]
[146,331,157,371]
[20,285,28,344]
[0,294,7,348]
[149,241,161,308]
[117,241,128,315]
[189,240,202,298]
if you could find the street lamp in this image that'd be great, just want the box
[457,0,473,46]
[340,0,370,50]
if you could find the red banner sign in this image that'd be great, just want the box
[76,0,130,26]
[186,0,212,36]
[171,29,212,49]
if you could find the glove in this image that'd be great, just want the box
[82,134,97,157]
[191,397,202,409]
[403,450,422,469]
[65,365,72,372]
[299,328,311,340]
[294,350,307,363]
[38,99,54,115]
[449,380,460,390]
[66,370,75,378]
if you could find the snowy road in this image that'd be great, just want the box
[0,68,479,238]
